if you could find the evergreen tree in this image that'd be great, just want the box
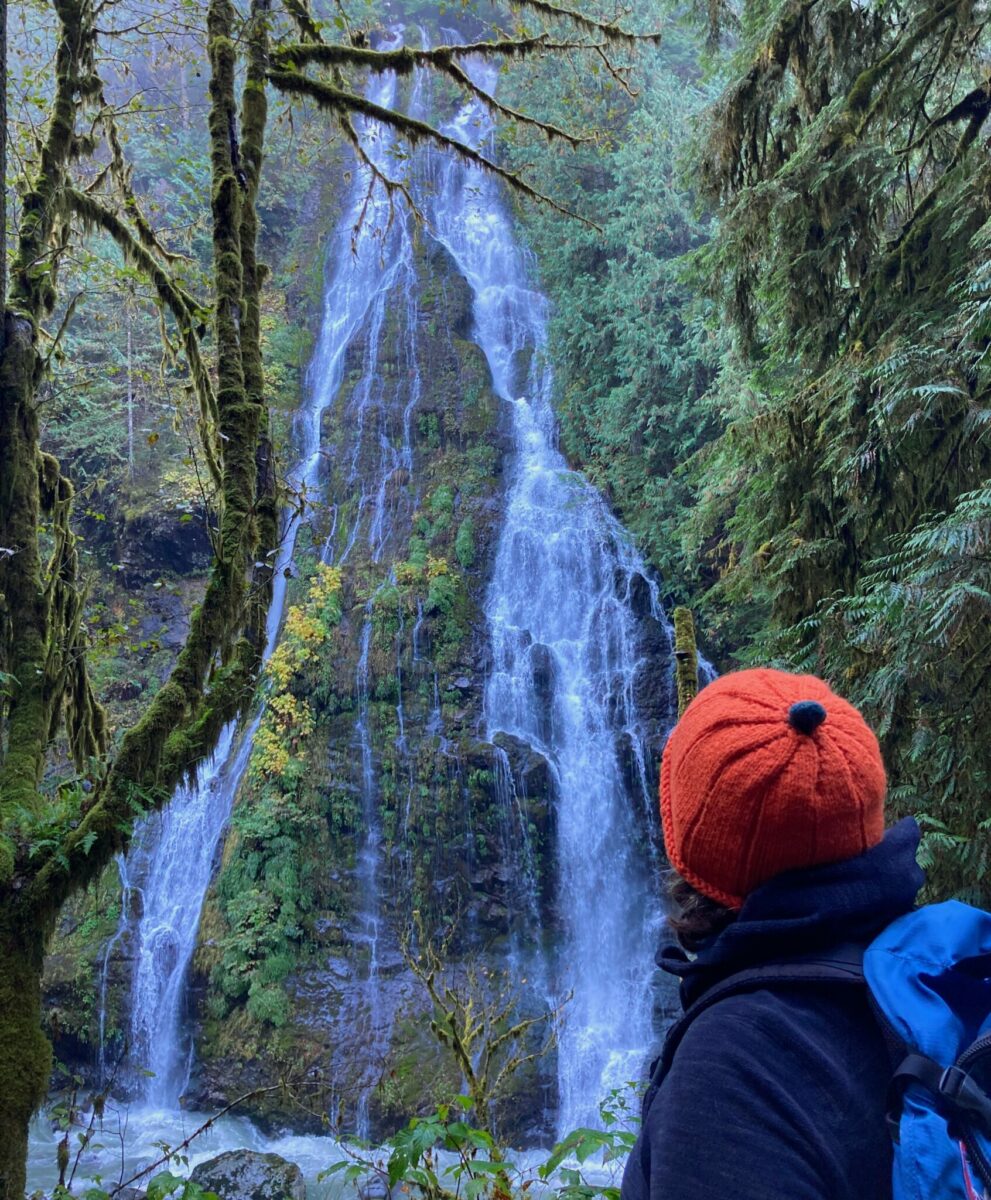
[684,0,991,896]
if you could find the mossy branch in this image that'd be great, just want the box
[100,103,187,265]
[275,34,590,71]
[268,70,595,226]
[672,607,699,718]
[274,38,585,144]
[19,0,270,920]
[280,0,321,43]
[510,0,650,47]
[240,0,277,654]
[1,0,96,831]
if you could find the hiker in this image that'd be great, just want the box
[621,667,925,1200]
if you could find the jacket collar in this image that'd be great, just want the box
[657,817,926,1010]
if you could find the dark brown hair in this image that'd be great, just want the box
[666,874,737,954]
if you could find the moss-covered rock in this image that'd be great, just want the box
[190,1151,306,1200]
[42,860,125,1081]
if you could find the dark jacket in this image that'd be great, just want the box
[621,818,925,1200]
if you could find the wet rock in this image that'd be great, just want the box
[103,678,144,702]
[357,1175,392,1200]
[633,615,676,734]
[628,572,653,619]
[118,506,212,577]
[528,643,556,745]
[190,1150,306,1200]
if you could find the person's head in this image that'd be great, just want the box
[661,668,887,950]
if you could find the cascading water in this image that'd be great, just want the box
[119,43,423,1108]
[96,32,674,1148]
[426,72,671,1133]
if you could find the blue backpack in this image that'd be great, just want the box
[866,901,991,1199]
[647,900,991,1199]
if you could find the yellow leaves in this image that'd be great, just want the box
[394,560,422,586]
[251,721,290,780]
[269,690,315,736]
[284,606,324,644]
[250,563,342,783]
[267,641,296,691]
[308,561,342,606]
[265,562,342,690]
[251,693,314,781]
[426,555,450,580]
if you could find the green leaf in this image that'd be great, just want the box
[147,1171,185,1200]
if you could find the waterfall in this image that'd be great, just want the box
[108,34,672,1134]
[118,43,421,1107]
[426,71,671,1134]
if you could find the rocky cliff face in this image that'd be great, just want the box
[186,223,569,1142]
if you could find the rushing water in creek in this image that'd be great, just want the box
[40,38,678,1192]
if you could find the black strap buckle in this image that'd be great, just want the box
[941,1065,970,1101]
[887,1054,991,1143]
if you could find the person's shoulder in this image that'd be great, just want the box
[676,987,803,1059]
[671,979,881,1085]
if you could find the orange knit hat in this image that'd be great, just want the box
[660,668,887,910]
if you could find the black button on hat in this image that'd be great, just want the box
[788,700,827,735]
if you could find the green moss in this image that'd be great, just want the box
[455,519,476,570]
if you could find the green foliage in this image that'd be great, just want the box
[676,0,991,895]
[324,1089,640,1200]
[146,1172,218,1200]
[455,519,475,570]
[210,566,344,1022]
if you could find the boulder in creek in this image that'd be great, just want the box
[189,1150,306,1200]
[357,1174,392,1200]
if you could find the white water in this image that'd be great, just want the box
[426,71,670,1133]
[117,43,423,1110]
[27,1104,627,1200]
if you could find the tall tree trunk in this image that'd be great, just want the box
[0,911,51,1200]
[1,0,7,338]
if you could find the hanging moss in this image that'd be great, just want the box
[672,608,699,718]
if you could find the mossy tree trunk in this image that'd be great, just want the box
[0,0,275,1188]
[0,0,95,834]
[0,918,50,1200]
[672,607,699,718]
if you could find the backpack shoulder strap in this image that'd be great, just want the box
[641,946,866,1120]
